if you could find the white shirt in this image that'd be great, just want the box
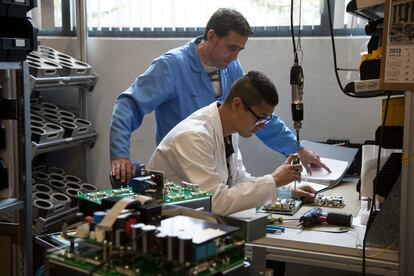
[147,102,277,215]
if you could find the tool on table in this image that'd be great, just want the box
[266,225,285,234]
[268,216,299,224]
[298,207,353,228]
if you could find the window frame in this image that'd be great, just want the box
[38,1,367,38]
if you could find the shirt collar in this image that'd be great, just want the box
[188,36,205,72]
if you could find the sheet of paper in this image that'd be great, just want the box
[301,157,349,185]
[297,181,329,192]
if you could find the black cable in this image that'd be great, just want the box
[361,92,392,275]
[290,0,298,63]
[326,0,388,99]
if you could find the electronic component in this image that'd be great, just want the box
[314,194,345,208]
[164,181,210,203]
[261,198,303,215]
[45,213,246,275]
[78,181,212,216]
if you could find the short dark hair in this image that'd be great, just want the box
[204,8,253,40]
[224,71,279,107]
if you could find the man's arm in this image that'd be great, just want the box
[110,58,174,183]
[255,115,301,156]
[255,116,330,174]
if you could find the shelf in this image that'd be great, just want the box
[344,79,405,97]
[30,73,99,92]
[0,62,21,69]
[346,0,384,22]
[0,198,24,214]
[32,131,98,155]
[0,222,19,238]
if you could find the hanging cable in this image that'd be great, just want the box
[290,0,298,63]
[290,0,304,144]
[326,0,388,98]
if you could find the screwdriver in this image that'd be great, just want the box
[291,155,301,199]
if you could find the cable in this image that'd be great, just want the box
[361,92,392,275]
[326,0,388,98]
[290,0,298,63]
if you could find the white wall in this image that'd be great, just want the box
[41,36,382,189]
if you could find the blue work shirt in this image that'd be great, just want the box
[110,36,302,161]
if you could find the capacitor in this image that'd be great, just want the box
[131,223,144,251]
[93,211,106,225]
[114,213,130,247]
[141,225,156,253]
[167,233,179,261]
[178,233,193,263]
[154,232,167,255]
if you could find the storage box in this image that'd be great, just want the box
[0,0,37,18]
[0,16,37,61]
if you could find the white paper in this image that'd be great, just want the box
[297,181,329,192]
[301,157,349,185]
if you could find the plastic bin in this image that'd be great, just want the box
[0,0,37,18]
[0,16,37,61]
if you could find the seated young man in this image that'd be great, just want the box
[148,71,315,215]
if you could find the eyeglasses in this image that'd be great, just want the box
[241,99,275,126]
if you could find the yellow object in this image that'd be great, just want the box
[360,47,382,65]
[382,96,404,126]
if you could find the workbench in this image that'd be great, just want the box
[244,177,399,276]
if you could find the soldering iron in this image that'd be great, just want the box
[299,207,353,228]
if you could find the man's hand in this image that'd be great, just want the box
[111,158,135,184]
[289,183,316,203]
[272,155,302,187]
[298,148,331,176]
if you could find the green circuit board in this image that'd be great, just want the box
[78,188,136,205]
[163,182,211,203]
[78,183,210,206]
[47,239,244,276]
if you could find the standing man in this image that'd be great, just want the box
[147,71,315,215]
[110,8,329,184]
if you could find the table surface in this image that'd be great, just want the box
[245,177,399,274]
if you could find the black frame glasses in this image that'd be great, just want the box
[240,99,275,126]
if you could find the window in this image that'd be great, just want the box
[35,0,367,37]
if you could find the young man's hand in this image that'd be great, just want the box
[272,155,302,187]
[289,184,316,202]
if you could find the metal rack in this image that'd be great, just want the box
[30,63,98,234]
[30,73,98,161]
[0,61,33,276]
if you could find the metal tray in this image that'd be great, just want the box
[26,51,63,78]
[38,45,92,76]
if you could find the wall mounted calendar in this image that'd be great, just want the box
[380,0,414,91]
